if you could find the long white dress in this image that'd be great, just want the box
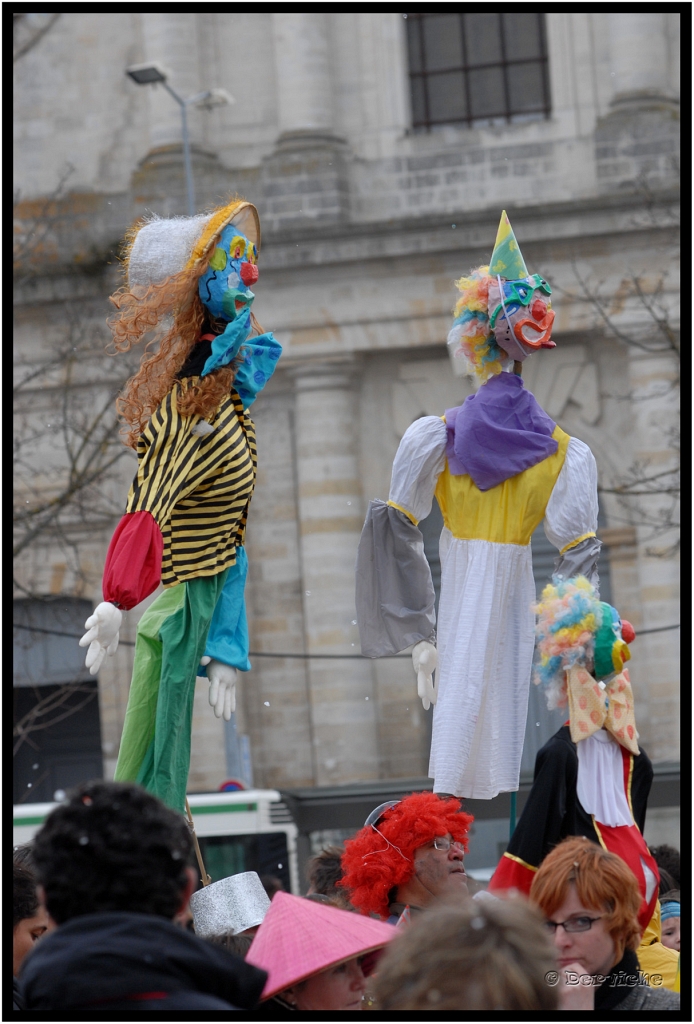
[386,415,599,799]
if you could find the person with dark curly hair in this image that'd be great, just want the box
[13,842,36,870]
[13,859,51,1010]
[19,781,268,1012]
[339,791,474,922]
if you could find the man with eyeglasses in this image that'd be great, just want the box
[530,837,679,1012]
[339,791,478,924]
[387,833,470,923]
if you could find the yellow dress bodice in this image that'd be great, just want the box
[434,424,570,546]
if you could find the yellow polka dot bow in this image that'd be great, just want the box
[566,665,639,754]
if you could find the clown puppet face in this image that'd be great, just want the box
[198,223,259,321]
[488,273,555,362]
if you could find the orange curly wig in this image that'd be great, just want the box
[339,792,473,919]
[108,199,261,449]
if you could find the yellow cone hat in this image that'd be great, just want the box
[489,210,528,280]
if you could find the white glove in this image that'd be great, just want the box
[200,656,237,722]
[79,601,122,675]
[412,640,438,710]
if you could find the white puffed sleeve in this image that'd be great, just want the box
[388,416,447,524]
[543,437,599,551]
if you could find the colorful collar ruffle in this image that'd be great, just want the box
[199,311,282,410]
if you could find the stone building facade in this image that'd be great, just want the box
[14,13,679,800]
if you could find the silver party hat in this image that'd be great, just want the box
[190,870,271,938]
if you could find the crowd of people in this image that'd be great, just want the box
[11,195,677,1014]
[13,781,681,1013]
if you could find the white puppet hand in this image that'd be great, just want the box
[79,601,122,675]
[200,656,237,722]
[412,640,438,711]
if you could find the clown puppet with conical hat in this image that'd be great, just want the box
[78,199,282,813]
[356,211,603,801]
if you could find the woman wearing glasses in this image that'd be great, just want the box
[530,837,679,1011]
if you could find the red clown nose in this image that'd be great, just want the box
[240,262,259,286]
[621,620,636,643]
[531,298,547,320]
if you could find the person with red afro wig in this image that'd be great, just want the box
[339,792,473,921]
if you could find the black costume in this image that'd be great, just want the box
[489,725,659,931]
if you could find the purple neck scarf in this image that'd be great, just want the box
[445,372,557,491]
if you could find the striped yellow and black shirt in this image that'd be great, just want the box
[126,384,257,587]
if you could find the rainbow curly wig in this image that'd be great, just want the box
[338,791,473,919]
[533,576,602,709]
[447,266,506,382]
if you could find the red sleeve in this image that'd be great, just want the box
[103,511,164,611]
[488,852,538,897]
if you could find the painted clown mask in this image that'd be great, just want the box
[566,607,637,752]
[593,603,635,682]
[198,223,259,321]
[487,274,555,362]
[486,210,555,363]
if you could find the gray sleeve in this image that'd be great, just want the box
[553,535,602,595]
[355,499,436,658]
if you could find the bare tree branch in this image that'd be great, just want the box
[13,13,61,63]
[13,682,97,756]
[13,176,131,602]
[13,163,75,282]
[559,229,680,555]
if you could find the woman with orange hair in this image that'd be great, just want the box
[78,199,281,812]
[339,791,473,922]
[530,837,679,1011]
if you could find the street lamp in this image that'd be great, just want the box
[126,62,234,216]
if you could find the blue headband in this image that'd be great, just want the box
[660,900,680,921]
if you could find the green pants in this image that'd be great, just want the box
[114,571,228,813]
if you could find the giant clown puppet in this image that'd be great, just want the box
[79,200,281,812]
[356,211,602,800]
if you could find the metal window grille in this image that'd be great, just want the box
[406,12,551,129]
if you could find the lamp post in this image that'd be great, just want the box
[126,63,233,216]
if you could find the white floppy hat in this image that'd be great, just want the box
[127,200,260,289]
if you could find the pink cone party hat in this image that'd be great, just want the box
[246,891,396,1000]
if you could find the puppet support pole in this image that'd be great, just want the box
[185,797,212,887]
[509,791,517,840]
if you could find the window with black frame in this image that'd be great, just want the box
[405,12,550,129]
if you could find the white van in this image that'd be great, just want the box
[13,789,300,895]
